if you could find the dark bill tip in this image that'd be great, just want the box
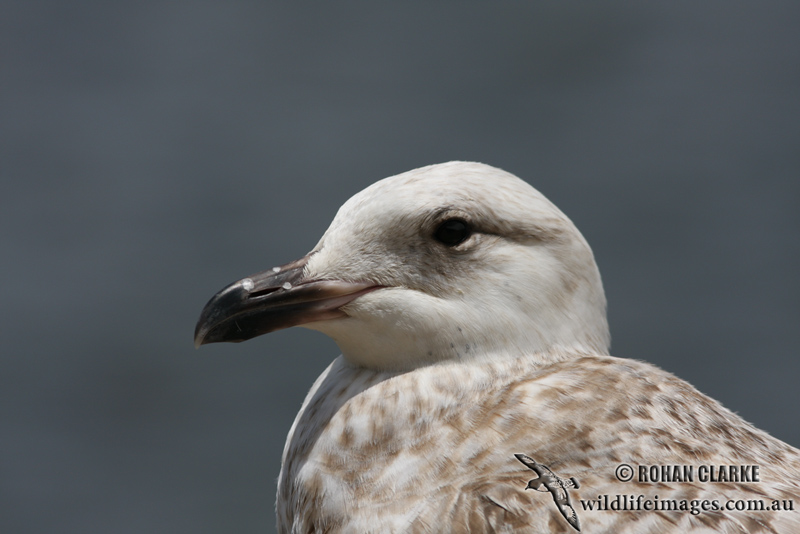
[194,257,380,347]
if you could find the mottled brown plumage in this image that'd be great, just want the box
[195,162,800,532]
[276,353,800,533]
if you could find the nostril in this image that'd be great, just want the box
[248,286,281,299]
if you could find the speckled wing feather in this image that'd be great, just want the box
[278,354,800,533]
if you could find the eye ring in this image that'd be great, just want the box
[433,219,472,247]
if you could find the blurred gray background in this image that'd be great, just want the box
[2,2,798,533]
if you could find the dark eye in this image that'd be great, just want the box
[433,219,471,246]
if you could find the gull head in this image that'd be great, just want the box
[195,162,609,371]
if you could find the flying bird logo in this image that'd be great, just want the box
[515,453,581,532]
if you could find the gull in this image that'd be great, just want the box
[195,162,800,533]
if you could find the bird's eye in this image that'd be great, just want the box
[433,219,471,247]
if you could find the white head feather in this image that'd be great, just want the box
[302,161,610,371]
